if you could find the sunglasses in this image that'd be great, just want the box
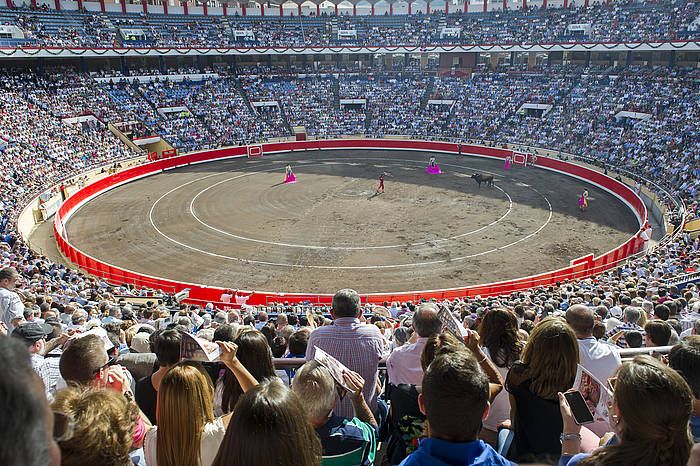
[53,411,75,443]
[92,356,117,376]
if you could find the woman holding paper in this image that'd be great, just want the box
[144,342,257,466]
[558,355,693,466]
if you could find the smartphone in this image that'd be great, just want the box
[564,391,595,425]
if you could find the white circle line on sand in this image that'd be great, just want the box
[147,157,553,269]
[188,158,513,250]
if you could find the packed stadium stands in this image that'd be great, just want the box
[1,0,700,48]
[1,0,700,463]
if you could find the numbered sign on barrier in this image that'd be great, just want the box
[247,145,264,158]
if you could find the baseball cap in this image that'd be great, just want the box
[11,322,53,343]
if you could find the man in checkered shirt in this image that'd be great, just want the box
[306,289,384,420]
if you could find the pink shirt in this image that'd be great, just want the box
[386,337,429,387]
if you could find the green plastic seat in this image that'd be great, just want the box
[321,445,366,466]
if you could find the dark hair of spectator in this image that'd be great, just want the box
[272,336,287,358]
[288,330,309,355]
[478,308,523,369]
[220,330,275,414]
[260,322,276,346]
[625,330,643,348]
[421,349,489,443]
[155,329,182,367]
[213,324,236,343]
[644,320,672,347]
[654,304,670,321]
[668,336,700,399]
[212,378,322,466]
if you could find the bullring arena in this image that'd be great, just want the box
[58,141,641,297]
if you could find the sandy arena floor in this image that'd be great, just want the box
[64,150,639,294]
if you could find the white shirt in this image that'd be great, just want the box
[144,417,226,466]
[577,337,622,384]
[0,286,24,332]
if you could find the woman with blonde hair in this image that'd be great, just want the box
[504,316,579,462]
[51,386,138,466]
[559,355,693,466]
[212,377,322,466]
[145,342,257,466]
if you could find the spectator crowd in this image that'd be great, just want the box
[0,47,699,465]
[1,0,700,49]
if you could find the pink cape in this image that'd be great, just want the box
[425,165,441,174]
[285,173,297,183]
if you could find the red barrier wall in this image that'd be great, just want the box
[53,139,647,305]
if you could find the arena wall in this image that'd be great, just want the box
[52,139,649,305]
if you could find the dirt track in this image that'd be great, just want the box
[64,150,638,294]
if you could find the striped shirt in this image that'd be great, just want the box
[306,317,384,419]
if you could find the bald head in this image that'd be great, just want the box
[565,304,595,338]
[413,303,442,338]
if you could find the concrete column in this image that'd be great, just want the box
[316,3,320,15]
[353,2,356,14]
[203,0,208,15]
[483,0,487,12]
[335,2,338,14]
[163,0,168,14]
[489,53,499,70]
[419,53,428,70]
[527,51,536,69]
[298,3,302,15]
[408,1,411,13]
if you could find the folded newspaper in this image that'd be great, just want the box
[573,364,613,424]
[313,346,352,392]
[437,307,468,339]
[180,333,221,362]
